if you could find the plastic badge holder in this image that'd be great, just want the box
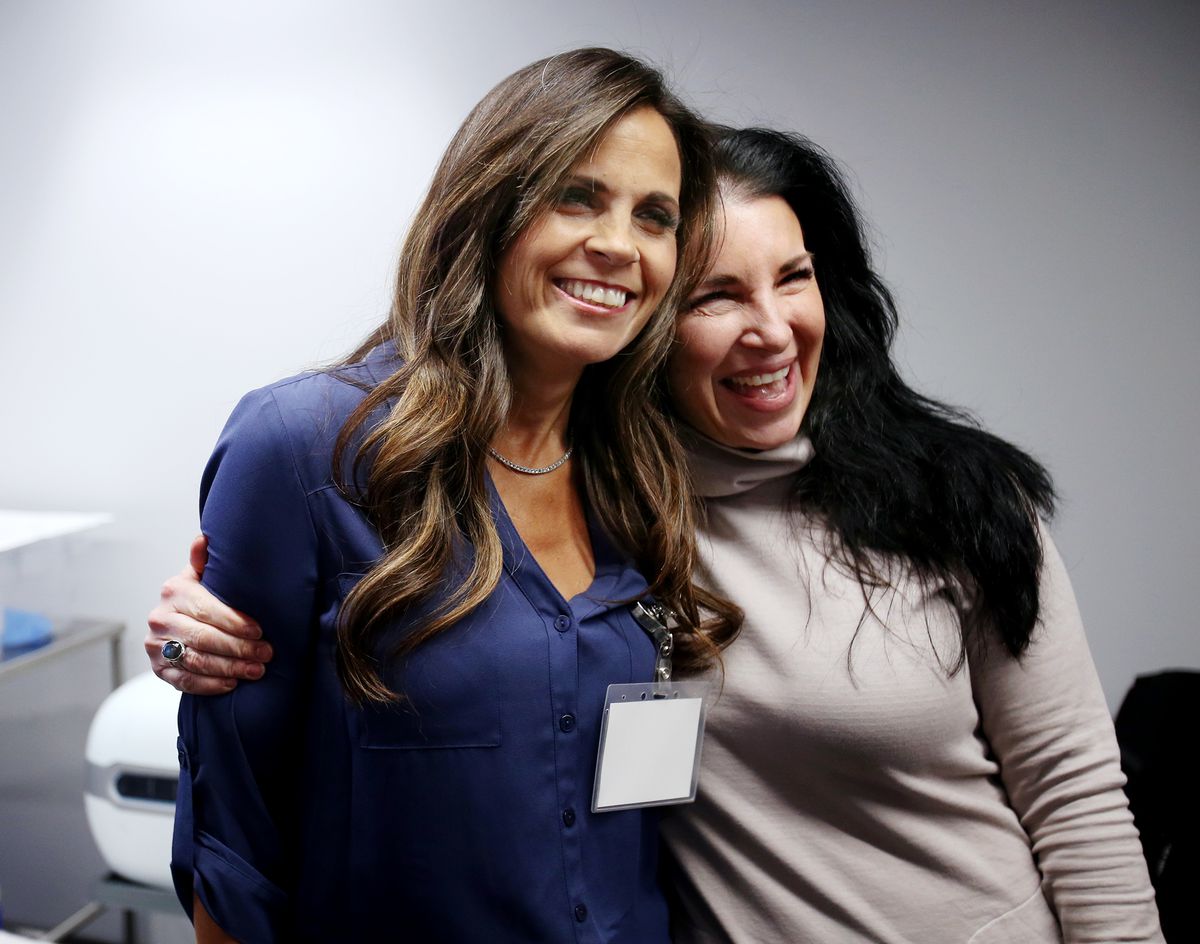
[591,680,710,813]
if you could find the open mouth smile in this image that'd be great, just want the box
[722,363,793,401]
[555,278,634,311]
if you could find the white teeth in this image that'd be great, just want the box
[729,366,789,388]
[560,279,628,309]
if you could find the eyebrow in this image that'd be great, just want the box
[697,252,813,289]
[780,252,814,272]
[565,174,681,212]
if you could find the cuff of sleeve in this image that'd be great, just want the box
[171,736,289,941]
[174,830,290,942]
[196,831,290,941]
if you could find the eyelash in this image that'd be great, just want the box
[640,207,679,231]
[558,187,594,208]
[687,291,729,310]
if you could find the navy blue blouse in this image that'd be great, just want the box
[171,346,670,943]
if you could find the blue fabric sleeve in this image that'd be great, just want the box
[172,385,320,942]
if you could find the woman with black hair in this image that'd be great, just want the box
[657,127,1161,942]
[148,127,1163,941]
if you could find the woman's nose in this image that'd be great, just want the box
[742,297,792,350]
[585,215,639,266]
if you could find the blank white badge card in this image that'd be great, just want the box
[592,681,709,813]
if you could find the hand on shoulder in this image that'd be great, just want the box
[145,534,272,694]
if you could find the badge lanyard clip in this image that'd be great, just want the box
[631,600,673,681]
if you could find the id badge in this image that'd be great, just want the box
[591,680,710,813]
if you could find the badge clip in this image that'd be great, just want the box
[631,600,674,681]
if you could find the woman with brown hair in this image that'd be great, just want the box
[168,47,736,943]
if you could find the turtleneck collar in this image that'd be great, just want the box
[680,427,815,499]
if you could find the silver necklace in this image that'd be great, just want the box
[487,444,573,475]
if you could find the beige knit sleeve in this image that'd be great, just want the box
[969,524,1165,943]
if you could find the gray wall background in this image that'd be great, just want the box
[1,1,1196,939]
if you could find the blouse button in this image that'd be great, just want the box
[561,807,576,827]
[559,714,576,733]
[553,614,571,633]
[574,903,588,922]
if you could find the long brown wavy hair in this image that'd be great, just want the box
[334,48,741,703]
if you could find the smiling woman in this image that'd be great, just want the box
[657,127,1163,943]
[163,48,740,944]
[486,105,686,602]
[668,192,824,451]
[494,106,682,398]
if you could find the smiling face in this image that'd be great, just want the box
[493,106,683,388]
[667,192,825,450]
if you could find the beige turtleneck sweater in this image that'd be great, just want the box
[660,433,1163,944]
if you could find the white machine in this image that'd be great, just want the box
[83,672,181,890]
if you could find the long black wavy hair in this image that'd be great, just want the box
[711,127,1056,660]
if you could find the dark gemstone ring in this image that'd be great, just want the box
[161,639,187,667]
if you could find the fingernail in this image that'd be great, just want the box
[256,644,273,661]
[223,680,237,692]
[246,663,265,679]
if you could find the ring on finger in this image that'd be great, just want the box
[162,639,187,667]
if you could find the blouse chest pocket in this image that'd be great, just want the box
[338,573,503,750]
